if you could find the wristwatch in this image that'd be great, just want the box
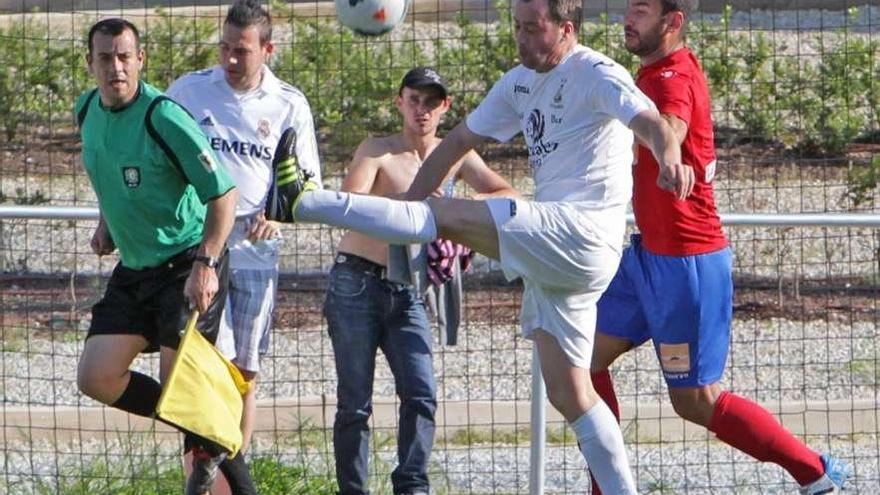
[194,254,219,269]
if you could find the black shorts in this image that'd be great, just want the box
[87,245,229,352]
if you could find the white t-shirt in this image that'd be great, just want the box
[168,65,322,269]
[467,45,654,209]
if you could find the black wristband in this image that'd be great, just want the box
[194,255,219,269]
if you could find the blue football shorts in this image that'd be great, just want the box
[596,234,733,387]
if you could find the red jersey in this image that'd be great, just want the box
[633,47,727,256]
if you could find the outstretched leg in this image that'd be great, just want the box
[295,191,501,259]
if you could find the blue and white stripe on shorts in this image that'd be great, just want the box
[216,268,278,373]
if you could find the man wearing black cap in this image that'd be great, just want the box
[323,67,516,495]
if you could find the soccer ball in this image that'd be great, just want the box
[334,0,410,36]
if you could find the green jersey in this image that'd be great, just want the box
[75,82,234,269]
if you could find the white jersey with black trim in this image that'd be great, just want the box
[168,65,322,217]
[168,65,322,269]
[467,44,654,209]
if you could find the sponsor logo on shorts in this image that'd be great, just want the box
[198,150,217,173]
[122,166,140,188]
[659,342,691,374]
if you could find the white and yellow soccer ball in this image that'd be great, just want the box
[334,0,410,36]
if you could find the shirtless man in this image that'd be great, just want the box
[323,67,516,495]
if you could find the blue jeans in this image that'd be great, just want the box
[323,254,437,495]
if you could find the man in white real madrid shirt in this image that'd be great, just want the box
[269,0,693,492]
[167,0,322,462]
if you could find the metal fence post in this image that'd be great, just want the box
[529,346,546,495]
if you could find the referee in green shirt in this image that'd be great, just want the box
[74,18,255,495]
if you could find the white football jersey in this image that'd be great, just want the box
[167,65,322,217]
[168,65,322,269]
[467,44,653,208]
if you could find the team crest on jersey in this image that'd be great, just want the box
[551,78,567,109]
[257,118,271,139]
[704,159,717,183]
[122,166,140,188]
[525,109,559,171]
[198,150,217,173]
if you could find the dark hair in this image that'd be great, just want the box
[225,0,273,45]
[87,18,140,55]
[660,0,697,34]
[522,0,582,33]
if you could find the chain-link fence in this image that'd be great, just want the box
[1,1,878,493]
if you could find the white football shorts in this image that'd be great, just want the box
[485,198,624,369]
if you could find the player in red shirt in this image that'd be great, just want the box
[590,1,849,493]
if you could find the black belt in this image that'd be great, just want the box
[335,252,387,279]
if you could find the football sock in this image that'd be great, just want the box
[591,370,621,421]
[294,190,437,244]
[709,391,824,485]
[113,371,259,494]
[570,402,637,494]
[589,370,622,495]
[111,371,161,418]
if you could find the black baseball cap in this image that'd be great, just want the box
[399,66,448,98]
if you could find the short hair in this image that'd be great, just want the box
[87,18,140,55]
[225,0,273,45]
[522,0,583,33]
[660,0,697,34]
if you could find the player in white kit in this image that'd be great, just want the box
[266,0,693,492]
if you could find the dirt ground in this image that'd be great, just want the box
[0,272,876,338]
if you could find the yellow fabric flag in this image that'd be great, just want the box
[157,311,250,457]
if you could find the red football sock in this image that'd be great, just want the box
[709,391,824,485]
[591,370,621,421]
[589,370,621,495]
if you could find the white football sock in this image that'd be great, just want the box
[570,402,637,494]
[294,190,437,244]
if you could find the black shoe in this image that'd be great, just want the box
[264,127,318,223]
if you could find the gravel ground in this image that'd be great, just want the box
[3,429,878,493]
[2,315,878,493]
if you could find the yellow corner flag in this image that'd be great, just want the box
[157,310,250,457]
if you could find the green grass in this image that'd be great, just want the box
[33,456,183,495]
[251,456,336,494]
[28,454,338,495]
[0,326,28,352]
[848,359,878,385]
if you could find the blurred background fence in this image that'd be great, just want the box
[0,1,878,493]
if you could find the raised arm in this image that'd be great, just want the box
[456,150,520,200]
[406,121,486,200]
[629,109,693,200]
